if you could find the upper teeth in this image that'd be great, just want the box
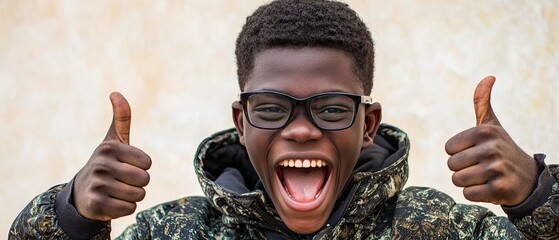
[279,159,327,168]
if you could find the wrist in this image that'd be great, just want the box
[56,176,110,240]
[503,154,553,218]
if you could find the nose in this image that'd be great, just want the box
[280,106,322,142]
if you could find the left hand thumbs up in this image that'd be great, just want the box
[445,76,538,206]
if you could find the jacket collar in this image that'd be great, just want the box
[193,123,410,233]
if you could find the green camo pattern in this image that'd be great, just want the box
[9,124,559,239]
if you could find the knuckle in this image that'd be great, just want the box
[476,125,497,138]
[88,177,105,190]
[447,157,457,170]
[137,188,147,201]
[124,203,137,216]
[463,187,487,202]
[482,143,501,160]
[485,161,508,178]
[444,141,453,154]
[144,155,152,170]
[120,185,146,202]
[87,195,106,214]
[96,142,117,155]
[130,186,143,198]
[92,160,112,174]
[89,178,113,194]
[489,180,509,194]
[462,188,477,201]
[130,147,152,170]
[139,171,150,186]
[126,169,149,187]
[88,158,116,176]
[135,151,152,170]
[110,204,136,219]
[451,172,463,186]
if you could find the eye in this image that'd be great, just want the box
[254,105,286,113]
[319,106,349,114]
[251,104,290,122]
[314,105,352,122]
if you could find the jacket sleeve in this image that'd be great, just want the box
[9,181,111,240]
[503,156,559,239]
[392,187,522,239]
[394,176,557,240]
[113,196,222,239]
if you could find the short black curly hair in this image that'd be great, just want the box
[235,0,375,95]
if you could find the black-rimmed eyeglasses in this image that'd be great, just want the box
[239,91,373,131]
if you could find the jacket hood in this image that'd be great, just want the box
[194,123,410,234]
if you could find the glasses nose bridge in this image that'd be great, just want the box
[286,96,318,127]
[291,95,315,116]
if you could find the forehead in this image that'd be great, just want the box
[245,47,363,97]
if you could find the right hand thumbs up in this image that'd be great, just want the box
[74,92,152,221]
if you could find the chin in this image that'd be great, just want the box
[282,214,329,235]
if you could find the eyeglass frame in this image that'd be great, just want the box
[238,90,374,131]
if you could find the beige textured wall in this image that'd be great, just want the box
[2,0,557,237]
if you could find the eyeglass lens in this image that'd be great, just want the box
[245,93,356,130]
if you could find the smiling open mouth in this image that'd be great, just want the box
[277,159,329,203]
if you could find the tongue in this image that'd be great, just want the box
[282,167,326,202]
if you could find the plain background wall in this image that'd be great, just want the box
[1,0,557,237]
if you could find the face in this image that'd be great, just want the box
[232,47,381,234]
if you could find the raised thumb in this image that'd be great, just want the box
[105,92,131,144]
[473,76,501,126]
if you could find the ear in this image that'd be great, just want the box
[232,101,246,145]
[362,102,382,149]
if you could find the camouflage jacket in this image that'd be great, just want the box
[10,124,559,239]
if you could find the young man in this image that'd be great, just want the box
[10,0,558,239]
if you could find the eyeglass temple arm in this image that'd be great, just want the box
[361,96,373,104]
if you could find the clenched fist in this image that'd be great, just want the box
[74,92,152,221]
[446,76,538,206]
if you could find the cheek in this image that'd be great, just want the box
[332,127,364,183]
[339,123,364,154]
[244,129,274,174]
